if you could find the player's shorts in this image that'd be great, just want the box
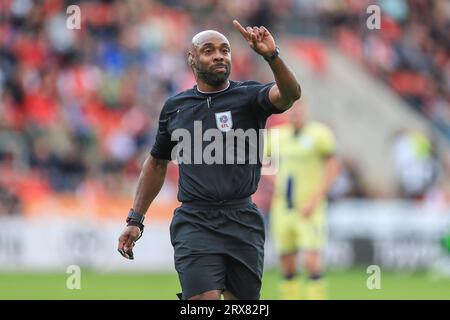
[170,198,265,300]
[270,202,327,254]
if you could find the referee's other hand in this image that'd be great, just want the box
[118,226,141,260]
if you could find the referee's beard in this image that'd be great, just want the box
[195,62,231,87]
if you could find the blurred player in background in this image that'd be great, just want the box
[267,100,339,300]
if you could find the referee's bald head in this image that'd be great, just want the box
[191,30,230,49]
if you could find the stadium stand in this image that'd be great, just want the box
[0,0,449,217]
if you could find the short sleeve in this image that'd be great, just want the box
[150,101,177,160]
[247,81,285,118]
[313,124,336,157]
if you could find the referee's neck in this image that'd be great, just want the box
[196,80,230,94]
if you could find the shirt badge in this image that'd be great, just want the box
[215,111,233,132]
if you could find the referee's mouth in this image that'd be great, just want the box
[212,64,228,73]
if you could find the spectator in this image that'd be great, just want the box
[0,183,22,216]
[391,129,438,200]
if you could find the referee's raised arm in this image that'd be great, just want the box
[233,20,301,111]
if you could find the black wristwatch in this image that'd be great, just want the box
[263,46,280,62]
[126,208,145,232]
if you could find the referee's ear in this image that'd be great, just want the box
[188,52,195,69]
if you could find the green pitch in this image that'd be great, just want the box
[0,269,449,300]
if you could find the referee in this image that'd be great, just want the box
[118,20,301,300]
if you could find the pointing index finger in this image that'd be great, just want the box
[233,20,249,39]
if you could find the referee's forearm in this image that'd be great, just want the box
[268,57,301,105]
[132,155,168,216]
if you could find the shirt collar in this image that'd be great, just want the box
[196,81,231,95]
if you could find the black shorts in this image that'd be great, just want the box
[169,199,266,300]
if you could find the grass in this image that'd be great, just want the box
[0,269,449,300]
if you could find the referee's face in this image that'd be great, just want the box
[190,32,232,87]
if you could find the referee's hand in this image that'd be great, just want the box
[233,19,276,58]
[118,226,141,260]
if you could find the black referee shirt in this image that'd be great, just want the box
[151,80,283,204]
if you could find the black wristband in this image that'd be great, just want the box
[126,208,145,235]
[126,219,144,232]
[263,46,280,62]
[127,208,145,224]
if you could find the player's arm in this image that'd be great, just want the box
[118,155,168,260]
[301,155,340,217]
[317,155,340,199]
[233,20,301,111]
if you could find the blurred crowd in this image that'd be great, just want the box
[0,0,282,213]
[320,0,450,139]
[0,0,449,215]
[314,0,450,208]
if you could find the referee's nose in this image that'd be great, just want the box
[213,51,225,63]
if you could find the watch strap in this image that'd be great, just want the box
[127,208,145,224]
[264,46,280,62]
